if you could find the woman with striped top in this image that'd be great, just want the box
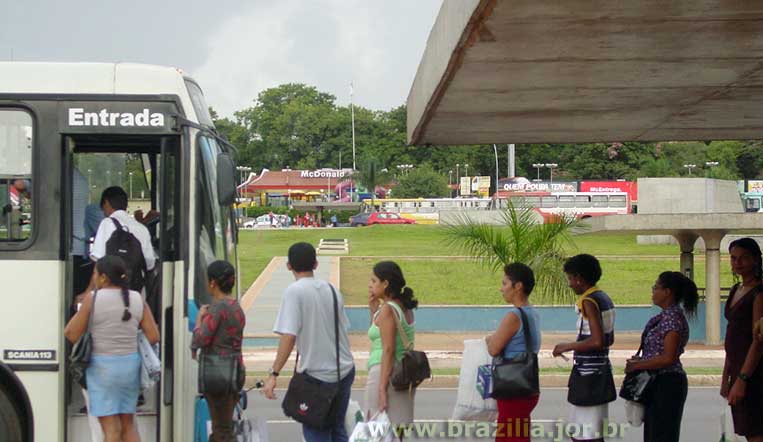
[553,254,616,442]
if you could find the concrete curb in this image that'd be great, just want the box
[240,256,283,312]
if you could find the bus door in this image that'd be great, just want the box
[63,133,181,442]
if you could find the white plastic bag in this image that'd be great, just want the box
[345,399,365,435]
[451,339,498,421]
[233,416,268,442]
[138,331,161,390]
[349,411,394,442]
[720,403,744,442]
[624,400,644,427]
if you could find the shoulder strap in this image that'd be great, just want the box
[516,307,533,352]
[388,301,413,351]
[110,217,124,231]
[329,284,340,383]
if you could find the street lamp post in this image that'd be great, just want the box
[532,163,544,181]
[683,163,697,176]
[129,172,133,200]
[465,163,469,178]
[448,170,453,198]
[493,144,499,197]
[545,163,558,184]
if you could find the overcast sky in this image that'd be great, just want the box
[0,0,442,116]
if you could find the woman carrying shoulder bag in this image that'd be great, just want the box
[191,261,247,442]
[366,261,418,439]
[65,256,160,442]
[625,271,697,442]
[485,263,541,442]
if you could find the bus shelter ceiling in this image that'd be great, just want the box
[407,0,763,145]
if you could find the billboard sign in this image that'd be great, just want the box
[497,177,577,193]
[471,176,491,196]
[580,181,638,201]
[460,177,472,196]
[748,180,763,194]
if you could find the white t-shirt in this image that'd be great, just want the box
[90,210,156,271]
[273,277,354,382]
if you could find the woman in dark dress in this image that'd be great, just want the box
[722,238,763,442]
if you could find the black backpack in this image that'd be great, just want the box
[105,218,147,291]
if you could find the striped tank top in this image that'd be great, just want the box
[573,289,615,372]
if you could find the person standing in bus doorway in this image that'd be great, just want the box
[263,242,356,442]
[552,254,616,442]
[65,256,160,442]
[77,186,156,303]
[191,261,246,442]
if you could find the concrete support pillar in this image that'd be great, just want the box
[701,230,726,345]
[673,231,699,281]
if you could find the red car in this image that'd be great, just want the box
[350,211,416,226]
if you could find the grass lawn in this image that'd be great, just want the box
[238,225,733,305]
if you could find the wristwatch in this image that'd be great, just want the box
[268,367,279,378]
[738,372,751,382]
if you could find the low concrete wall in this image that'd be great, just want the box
[346,303,726,343]
[637,233,763,251]
[438,209,543,225]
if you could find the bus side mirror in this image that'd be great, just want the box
[216,153,237,207]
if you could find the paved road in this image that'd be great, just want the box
[245,387,725,441]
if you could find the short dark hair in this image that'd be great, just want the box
[288,242,317,272]
[208,260,236,293]
[563,254,602,285]
[504,262,535,296]
[100,186,128,211]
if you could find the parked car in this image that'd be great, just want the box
[350,211,416,226]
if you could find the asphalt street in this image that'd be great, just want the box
[244,387,725,441]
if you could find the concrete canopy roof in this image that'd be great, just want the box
[407,1,763,145]
[584,213,763,235]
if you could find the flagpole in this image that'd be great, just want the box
[350,82,356,202]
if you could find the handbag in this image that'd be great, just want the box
[70,291,98,389]
[567,298,616,406]
[389,302,431,391]
[198,305,244,395]
[490,307,540,399]
[282,284,342,429]
[199,351,243,396]
[619,320,658,403]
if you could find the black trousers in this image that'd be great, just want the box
[643,371,688,442]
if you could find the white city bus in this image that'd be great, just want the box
[0,62,239,442]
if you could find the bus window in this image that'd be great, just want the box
[575,195,591,207]
[195,135,236,305]
[592,195,609,208]
[746,197,761,212]
[541,196,557,208]
[609,195,627,208]
[558,195,575,208]
[0,110,33,242]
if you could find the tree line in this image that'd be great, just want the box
[212,83,763,195]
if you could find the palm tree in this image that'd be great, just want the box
[343,157,394,210]
[442,201,585,304]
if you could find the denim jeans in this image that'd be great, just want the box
[302,366,356,442]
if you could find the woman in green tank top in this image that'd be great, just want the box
[365,261,418,436]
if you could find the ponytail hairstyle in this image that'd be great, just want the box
[95,256,132,321]
[373,261,418,310]
[657,271,699,317]
[728,237,763,281]
[207,260,236,294]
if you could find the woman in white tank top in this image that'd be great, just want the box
[65,256,159,442]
